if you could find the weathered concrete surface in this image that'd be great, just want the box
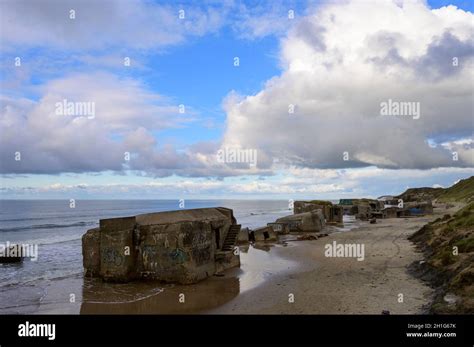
[100,216,136,233]
[138,221,216,284]
[100,227,136,282]
[82,228,100,276]
[383,207,399,218]
[237,227,249,244]
[276,210,325,232]
[252,226,278,241]
[294,201,343,224]
[136,207,234,225]
[82,207,240,284]
[215,251,240,273]
[267,222,290,234]
[355,204,371,220]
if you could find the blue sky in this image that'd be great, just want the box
[143,28,282,146]
[0,0,473,199]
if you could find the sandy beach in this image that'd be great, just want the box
[209,214,439,314]
[206,203,464,314]
[3,204,459,315]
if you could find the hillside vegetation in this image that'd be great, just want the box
[409,202,474,313]
[397,176,474,203]
[437,176,474,203]
[396,187,444,202]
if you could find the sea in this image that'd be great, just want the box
[0,199,359,314]
[0,199,295,312]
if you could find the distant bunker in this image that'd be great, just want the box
[293,200,343,225]
[276,210,325,232]
[339,198,433,220]
[82,207,241,284]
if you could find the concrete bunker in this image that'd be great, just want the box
[276,210,325,232]
[250,226,278,242]
[293,200,343,225]
[82,207,241,284]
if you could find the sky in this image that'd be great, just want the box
[0,0,473,200]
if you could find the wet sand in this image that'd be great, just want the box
[12,243,298,314]
[3,205,457,314]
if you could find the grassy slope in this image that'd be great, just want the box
[409,202,474,313]
[396,187,444,202]
[436,176,474,203]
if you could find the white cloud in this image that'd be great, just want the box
[0,72,194,174]
[221,0,474,170]
[2,166,472,199]
[0,0,225,51]
[0,0,472,185]
[0,72,279,177]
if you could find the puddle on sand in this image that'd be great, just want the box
[80,243,297,314]
[230,243,298,293]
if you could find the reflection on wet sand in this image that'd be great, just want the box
[80,244,296,314]
[80,275,240,314]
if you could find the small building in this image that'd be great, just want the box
[82,207,241,284]
[339,199,355,206]
[378,195,399,208]
[276,210,325,232]
[340,199,360,215]
[339,198,384,219]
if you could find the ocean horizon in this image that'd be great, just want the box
[0,199,296,294]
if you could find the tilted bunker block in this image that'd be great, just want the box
[276,210,325,232]
[253,226,277,241]
[99,216,137,282]
[267,222,290,234]
[82,227,101,276]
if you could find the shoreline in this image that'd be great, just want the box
[205,203,463,314]
[207,212,443,314]
[1,203,460,315]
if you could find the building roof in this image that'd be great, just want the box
[277,210,324,222]
[135,207,234,226]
